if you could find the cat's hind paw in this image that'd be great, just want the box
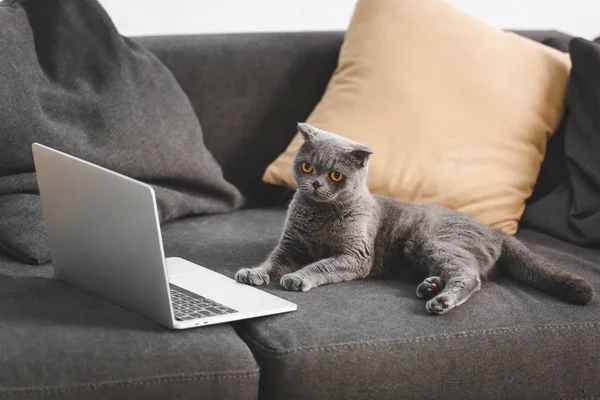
[426,294,454,315]
[234,268,270,286]
[416,276,444,299]
[280,273,313,292]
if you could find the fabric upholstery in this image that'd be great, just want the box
[523,38,600,247]
[0,29,590,400]
[136,30,570,211]
[0,0,242,265]
[262,0,571,235]
[527,34,572,203]
[137,32,342,207]
[0,254,259,400]
[161,209,600,400]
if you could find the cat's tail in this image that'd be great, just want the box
[499,235,594,305]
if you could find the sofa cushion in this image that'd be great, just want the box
[162,208,600,400]
[527,34,572,203]
[0,257,259,400]
[0,0,242,265]
[523,38,600,246]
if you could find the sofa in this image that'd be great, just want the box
[1,30,599,400]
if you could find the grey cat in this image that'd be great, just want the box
[235,123,594,314]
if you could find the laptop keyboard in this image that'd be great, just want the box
[170,284,237,321]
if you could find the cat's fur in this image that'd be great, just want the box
[235,123,594,314]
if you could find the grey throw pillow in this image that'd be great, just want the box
[0,0,244,264]
[522,38,600,246]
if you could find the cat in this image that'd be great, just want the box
[234,123,594,315]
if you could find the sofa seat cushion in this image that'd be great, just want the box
[162,208,600,400]
[0,258,259,400]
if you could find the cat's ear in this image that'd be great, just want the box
[348,144,373,167]
[297,122,319,142]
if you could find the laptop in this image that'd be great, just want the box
[32,143,296,330]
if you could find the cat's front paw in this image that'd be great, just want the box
[426,294,454,315]
[234,268,270,286]
[280,273,313,292]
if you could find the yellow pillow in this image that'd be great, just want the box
[263,0,570,234]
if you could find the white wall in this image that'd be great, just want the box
[98,0,599,40]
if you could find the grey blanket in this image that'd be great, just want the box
[0,0,243,264]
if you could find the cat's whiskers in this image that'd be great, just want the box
[327,203,339,219]
[327,198,344,219]
[275,187,296,206]
[335,202,344,218]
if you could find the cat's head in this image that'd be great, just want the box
[292,122,373,203]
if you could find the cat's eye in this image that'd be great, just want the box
[330,171,343,182]
[301,162,313,173]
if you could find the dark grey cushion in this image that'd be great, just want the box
[0,256,259,400]
[523,38,600,246]
[162,209,600,400]
[0,0,243,265]
[526,33,571,203]
[511,29,573,46]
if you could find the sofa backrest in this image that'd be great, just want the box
[137,30,573,206]
[137,32,342,206]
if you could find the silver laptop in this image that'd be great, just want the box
[32,143,296,330]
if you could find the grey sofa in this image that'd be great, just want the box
[1,30,599,400]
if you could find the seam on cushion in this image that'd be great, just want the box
[559,398,600,400]
[240,321,600,356]
[0,371,259,397]
[0,242,38,265]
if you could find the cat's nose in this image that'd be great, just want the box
[312,181,322,189]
